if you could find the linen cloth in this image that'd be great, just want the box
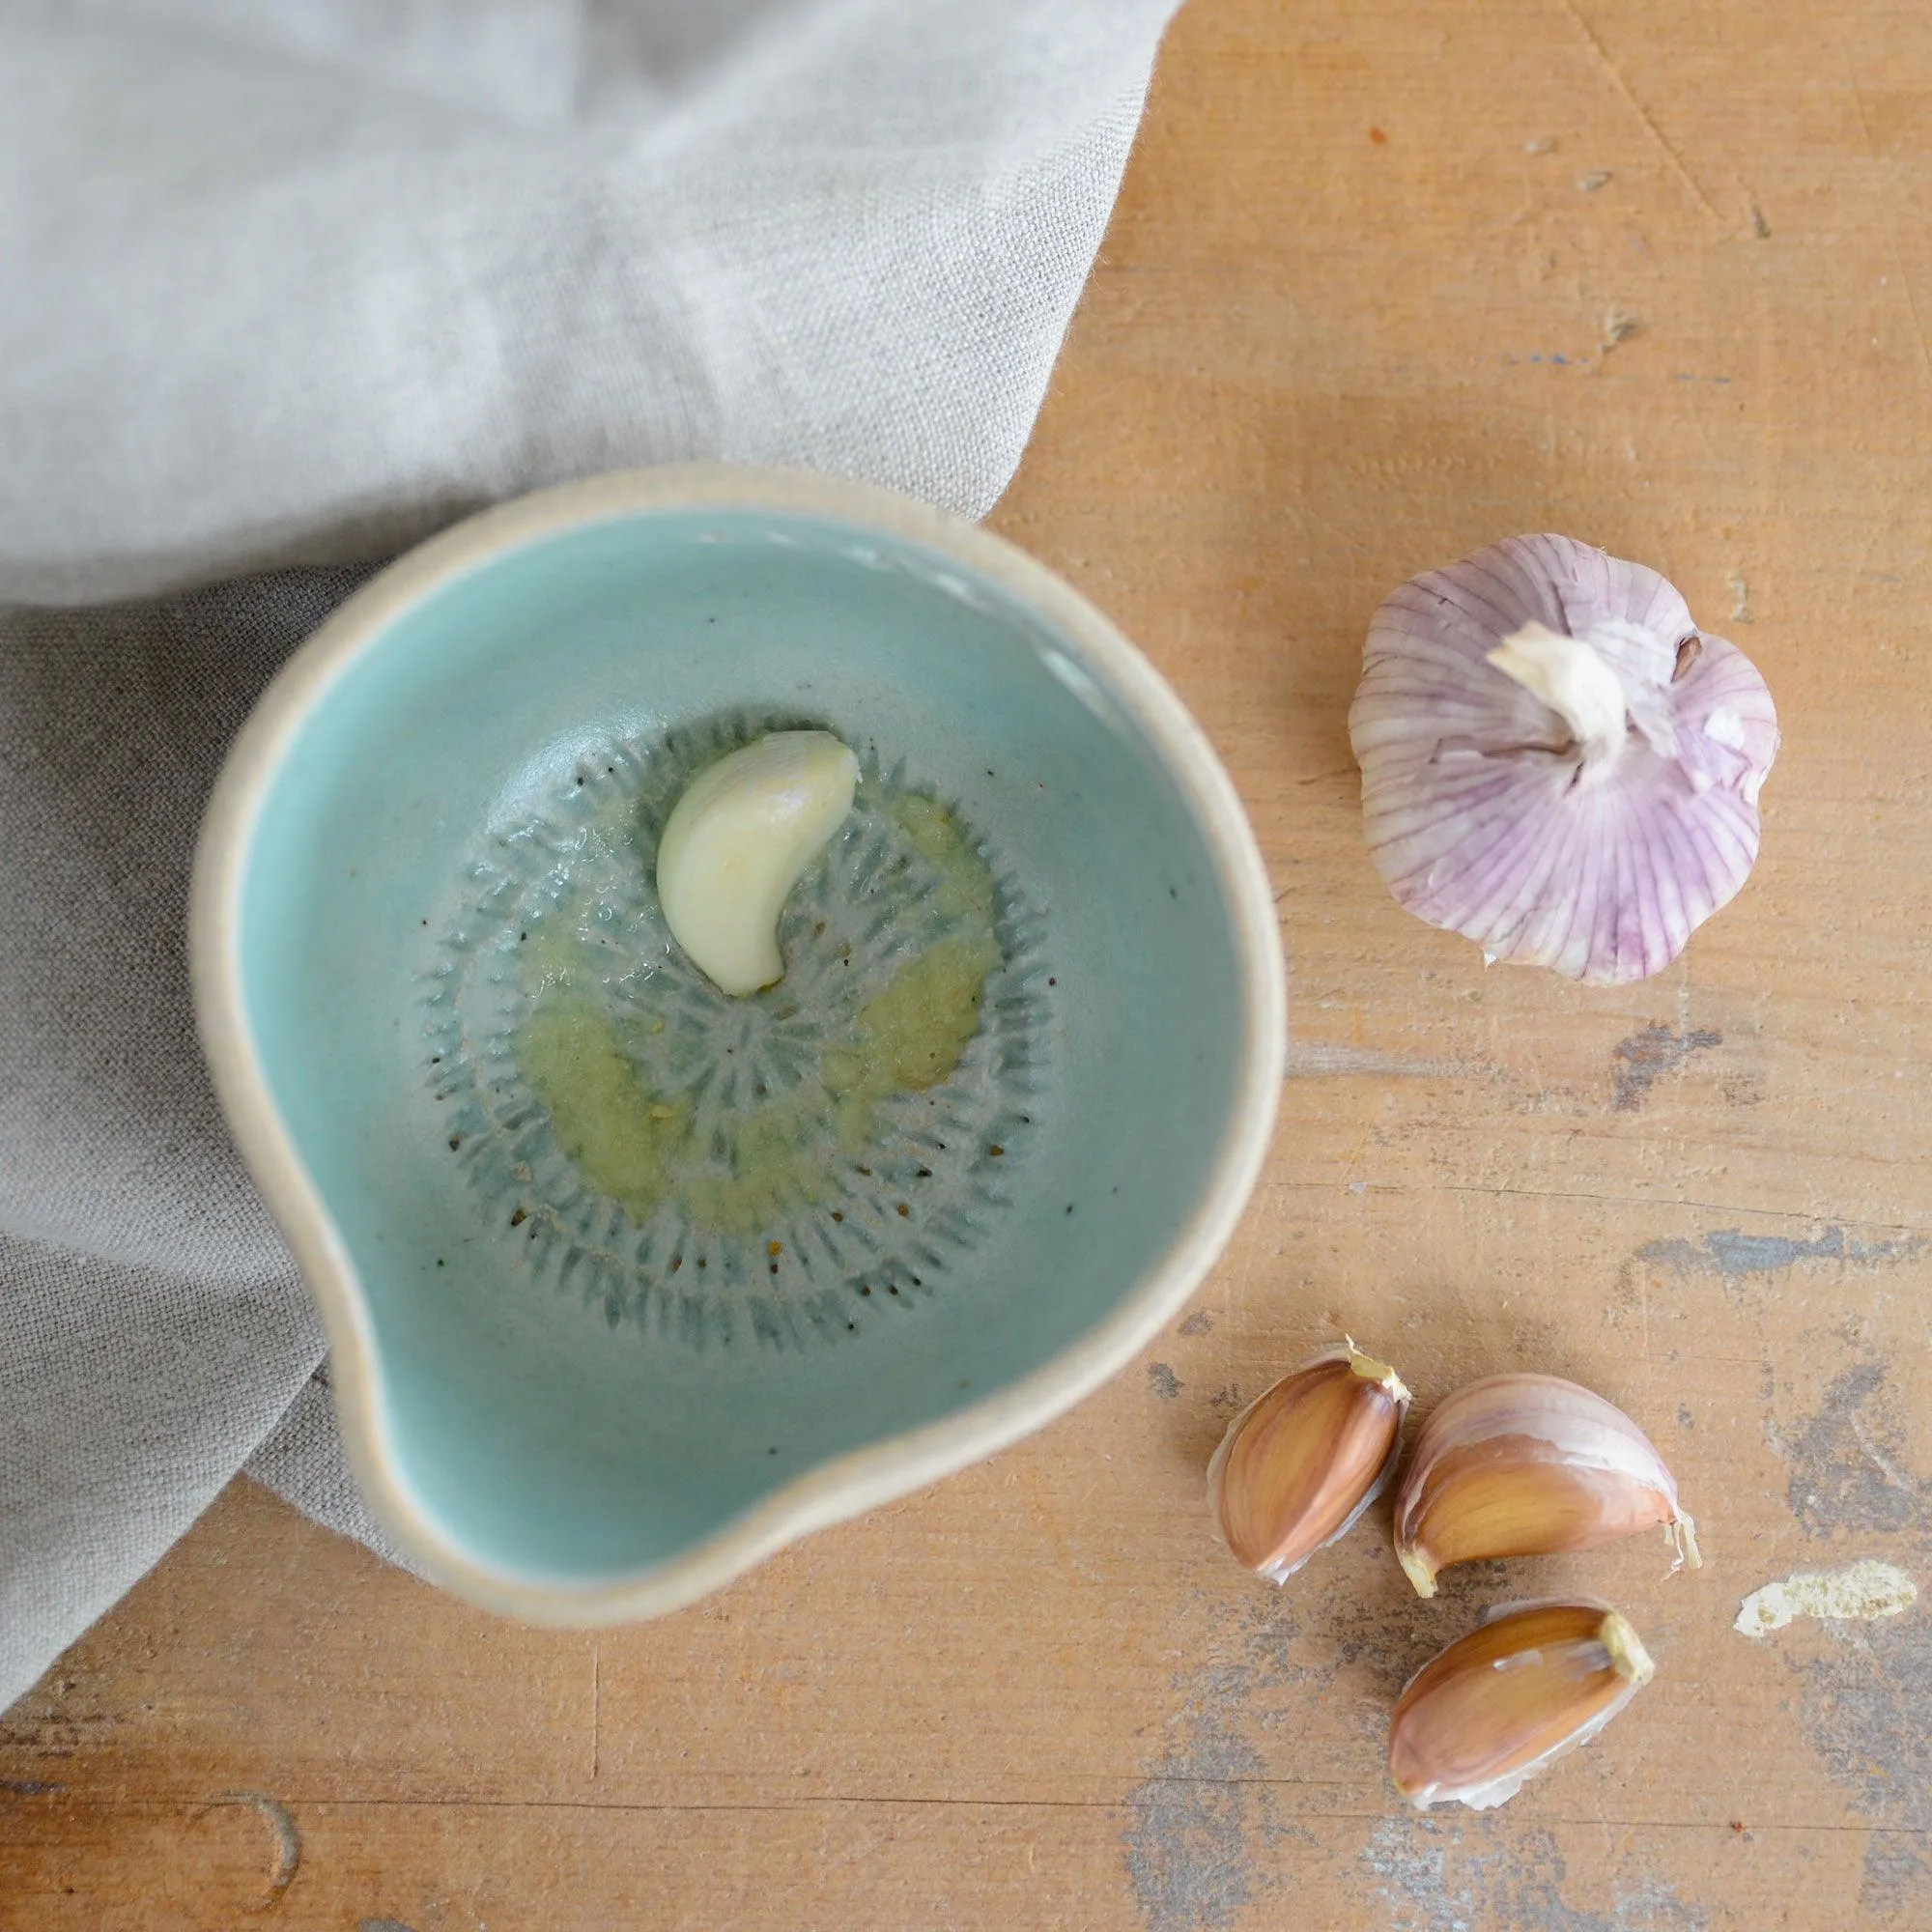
[0,0,1179,1709]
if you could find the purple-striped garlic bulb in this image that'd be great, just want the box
[1349,535,1779,983]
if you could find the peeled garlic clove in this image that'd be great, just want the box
[1392,1372,1699,1598]
[1349,534,1779,983]
[656,731,859,996]
[1389,1600,1655,1810]
[1208,1340,1411,1582]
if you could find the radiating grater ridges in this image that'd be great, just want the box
[417,712,1051,1353]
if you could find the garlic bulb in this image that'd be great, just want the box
[1350,535,1779,982]
[1392,1372,1699,1598]
[1208,1341,1410,1582]
[656,731,859,996]
[1388,1600,1655,1810]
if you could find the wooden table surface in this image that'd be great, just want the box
[7,0,1932,1925]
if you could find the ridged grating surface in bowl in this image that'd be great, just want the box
[416,714,1052,1354]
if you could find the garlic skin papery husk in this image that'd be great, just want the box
[1350,534,1779,983]
[1208,1341,1411,1583]
[1392,1372,1700,1598]
[1388,1601,1656,1811]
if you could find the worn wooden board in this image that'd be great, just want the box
[6,0,1932,1925]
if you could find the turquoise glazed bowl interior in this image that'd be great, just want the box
[192,468,1283,1620]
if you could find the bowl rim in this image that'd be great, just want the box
[189,462,1286,1624]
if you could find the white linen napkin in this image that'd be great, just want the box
[0,0,1178,1708]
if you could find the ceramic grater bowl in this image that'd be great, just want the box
[191,466,1285,1622]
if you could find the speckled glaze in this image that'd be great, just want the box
[190,466,1285,1624]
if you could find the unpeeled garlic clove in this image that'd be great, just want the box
[1392,1372,1700,1598]
[1208,1341,1411,1583]
[656,731,860,996]
[1389,1600,1655,1810]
